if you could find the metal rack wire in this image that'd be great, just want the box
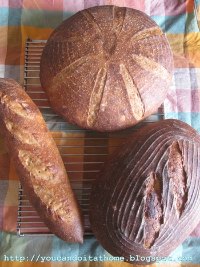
[17,39,164,237]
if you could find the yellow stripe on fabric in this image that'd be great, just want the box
[167,32,200,67]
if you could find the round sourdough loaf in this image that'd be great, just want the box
[40,5,173,132]
[90,119,200,263]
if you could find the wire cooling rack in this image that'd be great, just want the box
[17,39,164,237]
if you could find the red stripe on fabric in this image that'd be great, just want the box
[84,0,145,11]
[116,0,145,11]
[0,0,22,8]
[163,0,187,16]
[186,0,195,13]
[0,206,3,229]
[0,0,64,10]
[63,0,84,12]
[22,0,63,11]
[150,1,166,16]
[84,0,105,9]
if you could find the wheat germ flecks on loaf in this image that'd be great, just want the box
[90,119,200,263]
[0,78,84,243]
[40,5,173,131]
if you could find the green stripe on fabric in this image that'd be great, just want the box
[0,8,73,28]
[21,10,73,29]
[0,232,53,261]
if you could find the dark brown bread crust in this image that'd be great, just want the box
[0,78,84,243]
[90,119,200,263]
[40,5,173,132]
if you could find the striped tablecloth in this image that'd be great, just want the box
[0,0,200,266]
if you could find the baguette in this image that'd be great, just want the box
[0,78,83,243]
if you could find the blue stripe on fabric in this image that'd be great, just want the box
[152,14,186,33]
[152,13,199,33]
[51,236,107,261]
[164,112,200,132]
[63,11,75,20]
[0,7,198,33]
[0,8,73,28]
[182,237,200,263]
[0,7,21,26]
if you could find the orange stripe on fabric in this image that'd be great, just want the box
[5,25,22,66]
[20,26,53,65]
[2,26,53,65]
[21,26,53,43]
[0,26,8,64]
[186,0,194,13]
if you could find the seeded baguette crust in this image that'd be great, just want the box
[40,5,173,132]
[90,119,200,263]
[0,78,84,243]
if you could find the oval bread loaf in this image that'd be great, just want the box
[90,119,200,263]
[40,5,173,132]
[0,78,83,243]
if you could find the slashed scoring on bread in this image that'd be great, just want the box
[40,5,173,131]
